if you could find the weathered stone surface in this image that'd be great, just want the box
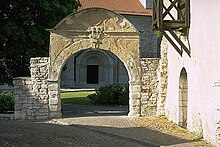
[49,98,59,105]
[49,105,60,112]
[48,82,59,91]
[156,38,168,116]
[49,112,62,118]
[14,111,26,120]
[140,58,159,116]
[13,58,50,120]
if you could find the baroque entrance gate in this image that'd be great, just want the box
[13,8,144,119]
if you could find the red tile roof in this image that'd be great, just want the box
[78,0,152,16]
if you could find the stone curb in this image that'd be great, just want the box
[0,113,15,120]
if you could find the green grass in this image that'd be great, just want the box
[61,91,95,105]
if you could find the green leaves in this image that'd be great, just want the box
[0,92,14,113]
[88,84,129,105]
[0,0,80,85]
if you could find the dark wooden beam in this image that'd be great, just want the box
[163,20,185,29]
[163,4,176,20]
[152,0,191,57]
[163,0,179,19]
[160,29,183,56]
[166,27,191,56]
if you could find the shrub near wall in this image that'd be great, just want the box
[0,92,14,113]
[88,84,129,105]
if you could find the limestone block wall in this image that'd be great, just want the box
[140,58,159,116]
[48,81,61,118]
[13,77,33,119]
[156,38,168,116]
[13,57,162,119]
[13,57,49,119]
[128,81,141,117]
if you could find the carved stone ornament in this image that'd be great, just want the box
[88,26,104,48]
[54,8,137,32]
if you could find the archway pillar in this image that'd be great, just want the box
[128,81,141,117]
[48,80,62,118]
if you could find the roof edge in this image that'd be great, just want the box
[51,7,140,32]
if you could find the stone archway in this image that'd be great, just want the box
[178,68,188,128]
[47,8,141,118]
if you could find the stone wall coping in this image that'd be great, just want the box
[0,113,15,120]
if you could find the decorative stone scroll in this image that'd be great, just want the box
[88,26,105,48]
[49,8,139,65]
[54,9,136,32]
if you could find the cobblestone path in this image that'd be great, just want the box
[0,104,210,147]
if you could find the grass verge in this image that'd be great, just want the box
[61,91,95,105]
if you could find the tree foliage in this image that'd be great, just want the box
[0,0,80,85]
[0,92,13,113]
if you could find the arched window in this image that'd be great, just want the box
[179,68,188,128]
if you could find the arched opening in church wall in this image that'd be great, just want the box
[59,49,129,117]
[47,8,141,118]
[178,68,188,128]
[60,49,129,89]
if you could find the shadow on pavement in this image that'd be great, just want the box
[61,104,129,117]
[0,119,203,147]
[0,104,207,146]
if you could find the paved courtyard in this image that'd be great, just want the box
[0,104,210,147]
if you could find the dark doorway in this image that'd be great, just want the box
[87,65,99,84]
